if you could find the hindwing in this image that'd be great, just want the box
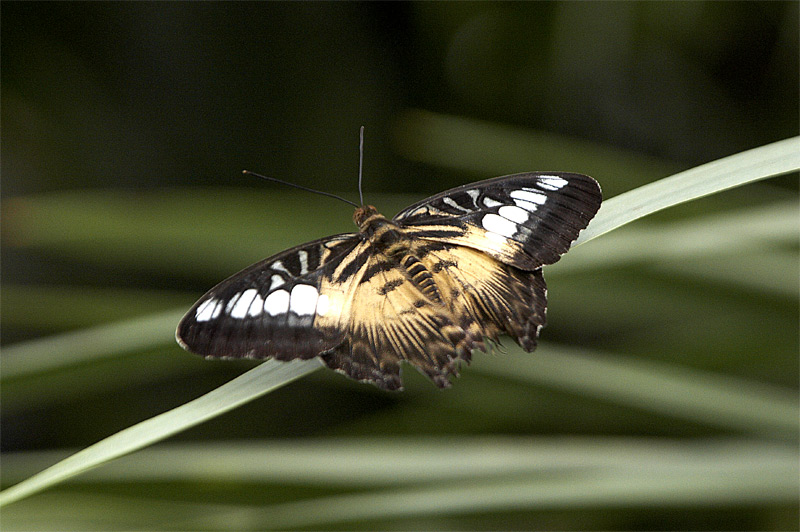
[320,247,471,390]
[395,172,601,270]
[319,241,550,391]
[421,244,548,353]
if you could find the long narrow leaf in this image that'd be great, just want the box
[576,136,800,244]
[2,437,795,487]
[558,200,797,272]
[3,438,796,530]
[188,450,798,530]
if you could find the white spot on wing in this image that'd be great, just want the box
[225,292,243,313]
[498,205,529,224]
[211,301,223,318]
[230,288,258,318]
[195,299,217,322]
[269,275,285,291]
[443,196,471,213]
[298,250,309,275]
[248,293,264,317]
[465,189,479,207]
[513,198,538,212]
[538,175,568,190]
[290,284,318,316]
[271,260,291,275]
[511,189,547,205]
[482,213,518,238]
[264,289,290,316]
[483,197,502,208]
[316,294,330,316]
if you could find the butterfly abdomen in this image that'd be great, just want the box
[400,254,443,304]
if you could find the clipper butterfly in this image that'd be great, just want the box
[177,172,602,390]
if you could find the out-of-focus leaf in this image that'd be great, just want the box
[392,109,679,184]
[472,345,798,438]
[2,438,797,530]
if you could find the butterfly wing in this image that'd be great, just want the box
[176,233,362,360]
[318,237,550,392]
[394,172,602,270]
[319,251,473,390]
[419,243,548,353]
[377,172,601,385]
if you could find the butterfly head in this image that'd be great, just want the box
[353,204,380,229]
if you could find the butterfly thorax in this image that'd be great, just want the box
[353,205,406,254]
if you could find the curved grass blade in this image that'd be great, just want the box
[180,440,798,530]
[2,438,797,530]
[558,199,798,272]
[2,437,795,488]
[575,136,800,244]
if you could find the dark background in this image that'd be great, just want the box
[3,2,796,197]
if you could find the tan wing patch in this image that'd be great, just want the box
[314,239,547,391]
[311,241,370,334]
[421,245,548,352]
[404,224,532,269]
[320,253,473,391]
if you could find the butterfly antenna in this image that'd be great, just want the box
[358,125,365,206]
[242,171,359,208]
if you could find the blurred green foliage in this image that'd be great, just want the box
[2,2,798,531]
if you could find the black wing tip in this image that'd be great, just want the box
[175,327,191,352]
[175,314,199,354]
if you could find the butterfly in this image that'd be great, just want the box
[176,172,602,391]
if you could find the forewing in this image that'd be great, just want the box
[394,172,602,270]
[176,233,362,360]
